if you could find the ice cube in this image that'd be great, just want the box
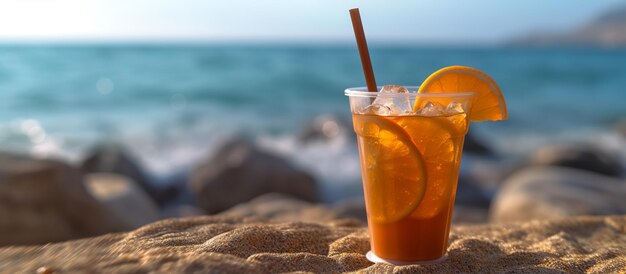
[415,101,446,116]
[362,104,392,116]
[445,101,465,115]
[387,104,409,115]
[372,85,412,115]
[379,85,409,94]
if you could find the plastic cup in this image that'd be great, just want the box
[345,86,475,264]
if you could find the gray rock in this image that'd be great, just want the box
[0,153,129,246]
[188,140,318,213]
[85,173,160,228]
[161,204,206,219]
[297,115,353,144]
[463,131,493,156]
[453,206,489,224]
[81,144,178,206]
[455,176,491,208]
[490,166,626,223]
[332,197,367,223]
[530,143,622,177]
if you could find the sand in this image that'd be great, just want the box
[0,215,624,273]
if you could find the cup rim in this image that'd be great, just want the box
[345,86,477,98]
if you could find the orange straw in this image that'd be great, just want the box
[349,8,378,92]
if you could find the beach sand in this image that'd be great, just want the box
[0,215,624,273]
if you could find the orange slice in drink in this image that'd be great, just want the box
[353,115,427,223]
[392,114,466,219]
[417,66,508,121]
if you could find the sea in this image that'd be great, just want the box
[1,44,625,201]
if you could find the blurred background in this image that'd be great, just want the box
[1,0,625,245]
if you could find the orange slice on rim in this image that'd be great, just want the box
[417,66,508,121]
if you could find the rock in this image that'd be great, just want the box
[452,206,489,224]
[454,176,491,208]
[189,139,318,213]
[332,197,367,223]
[85,173,160,228]
[159,171,194,206]
[463,131,493,156]
[490,166,626,223]
[81,144,177,206]
[161,204,206,219]
[219,193,338,223]
[0,153,129,246]
[297,115,353,144]
[459,154,523,194]
[530,143,622,177]
[1,215,624,273]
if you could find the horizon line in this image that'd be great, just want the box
[0,40,623,50]
[0,36,503,47]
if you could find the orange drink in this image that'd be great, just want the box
[353,112,468,262]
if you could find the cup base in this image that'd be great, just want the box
[366,251,447,266]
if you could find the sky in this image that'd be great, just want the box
[0,0,624,44]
